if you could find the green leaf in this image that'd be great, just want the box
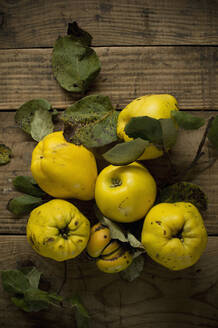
[7,195,44,216]
[120,255,145,282]
[15,99,52,134]
[25,267,42,289]
[13,176,46,197]
[30,109,54,142]
[1,270,30,294]
[102,138,149,165]
[208,116,218,149]
[13,289,62,313]
[61,95,119,148]
[2,268,62,313]
[124,116,178,152]
[69,294,90,328]
[125,116,163,147]
[69,295,90,318]
[52,22,101,93]
[158,182,208,212]
[48,293,63,303]
[11,296,32,312]
[24,288,50,312]
[171,111,205,130]
[0,144,12,165]
[75,310,90,328]
[67,21,92,46]
[159,119,178,151]
[62,94,114,120]
[51,108,59,117]
[11,290,60,313]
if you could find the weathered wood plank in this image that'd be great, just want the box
[0,235,218,327]
[0,0,218,48]
[0,111,218,235]
[0,46,218,110]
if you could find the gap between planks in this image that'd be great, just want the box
[0,46,218,110]
[2,44,218,50]
[0,0,218,48]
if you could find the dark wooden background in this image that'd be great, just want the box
[0,0,218,327]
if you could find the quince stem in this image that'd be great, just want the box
[57,261,68,295]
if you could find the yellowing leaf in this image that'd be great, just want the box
[15,99,52,135]
[30,109,54,142]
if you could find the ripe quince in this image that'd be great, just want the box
[117,94,179,160]
[26,199,90,261]
[95,162,156,222]
[141,202,208,270]
[31,131,97,200]
[87,223,133,273]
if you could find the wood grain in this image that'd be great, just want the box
[0,46,218,110]
[0,235,218,327]
[0,0,218,48]
[0,1,218,327]
[0,111,218,235]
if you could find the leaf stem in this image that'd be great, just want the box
[173,116,214,182]
[160,116,215,188]
[57,261,67,295]
[187,116,214,170]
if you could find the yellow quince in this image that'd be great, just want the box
[26,199,90,261]
[95,162,156,223]
[87,223,133,273]
[31,131,97,200]
[141,202,208,270]
[117,94,179,160]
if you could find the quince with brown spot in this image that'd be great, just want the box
[26,199,90,261]
[141,202,208,270]
[87,223,133,273]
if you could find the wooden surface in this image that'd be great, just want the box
[0,47,218,110]
[0,0,218,327]
[0,0,218,47]
[1,236,218,328]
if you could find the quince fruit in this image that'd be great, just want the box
[95,162,156,223]
[87,223,133,273]
[141,202,208,270]
[27,199,90,261]
[31,131,97,200]
[117,94,179,160]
